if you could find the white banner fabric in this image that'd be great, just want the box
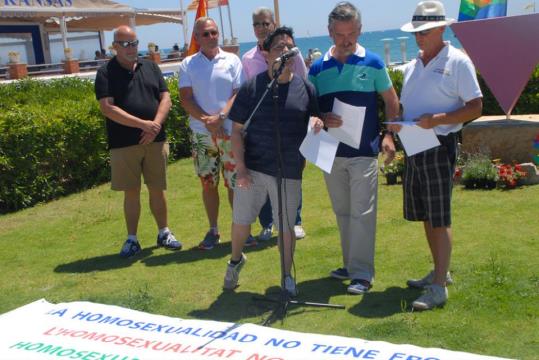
[0,299,510,360]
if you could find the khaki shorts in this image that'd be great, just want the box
[233,170,301,232]
[110,141,169,191]
[191,132,236,190]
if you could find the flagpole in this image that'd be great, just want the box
[226,2,235,43]
[180,0,188,48]
[273,0,280,26]
[218,3,225,44]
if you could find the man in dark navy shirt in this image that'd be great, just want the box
[95,25,181,258]
[222,27,323,296]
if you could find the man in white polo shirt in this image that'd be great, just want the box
[390,1,483,310]
[179,17,243,250]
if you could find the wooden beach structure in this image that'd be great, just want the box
[0,0,183,80]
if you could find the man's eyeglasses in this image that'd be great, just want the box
[114,40,139,48]
[271,44,294,52]
[202,30,219,38]
[415,29,432,36]
[253,22,272,28]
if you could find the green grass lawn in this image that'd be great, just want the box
[1,159,537,359]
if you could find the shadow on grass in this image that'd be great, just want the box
[54,247,156,273]
[141,237,278,267]
[189,290,272,323]
[53,238,278,273]
[252,279,349,326]
[348,286,422,318]
[188,277,346,325]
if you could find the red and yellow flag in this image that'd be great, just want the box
[187,0,227,11]
[187,0,208,56]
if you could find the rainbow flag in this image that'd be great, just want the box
[458,0,507,21]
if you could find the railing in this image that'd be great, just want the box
[0,56,182,81]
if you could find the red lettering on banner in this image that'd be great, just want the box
[246,354,284,360]
[164,343,183,352]
[41,325,245,358]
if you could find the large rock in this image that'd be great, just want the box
[462,115,539,163]
[519,163,539,185]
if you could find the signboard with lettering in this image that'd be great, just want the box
[0,299,509,360]
[1,1,73,7]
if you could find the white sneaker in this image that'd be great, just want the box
[294,225,306,239]
[223,253,247,290]
[258,227,273,241]
[407,270,453,289]
[284,275,298,297]
[412,284,448,310]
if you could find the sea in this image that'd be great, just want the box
[236,27,462,65]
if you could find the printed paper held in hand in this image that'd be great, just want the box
[328,98,366,148]
[397,125,441,156]
[300,127,339,173]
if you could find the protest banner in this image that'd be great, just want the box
[0,299,509,360]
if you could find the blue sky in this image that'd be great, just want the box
[105,0,535,48]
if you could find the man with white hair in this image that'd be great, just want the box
[391,0,483,310]
[309,2,400,295]
[179,18,243,250]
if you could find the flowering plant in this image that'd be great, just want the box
[383,151,404,176]
[497,163,526,189]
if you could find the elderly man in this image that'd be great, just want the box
[392,0,483,310]
[242,7,308,243]
[179,18,243,250]
[309,2,400,294]
[95,26,181,257]
[223,27,323,296]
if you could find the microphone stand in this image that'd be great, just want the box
[249,60,344,326]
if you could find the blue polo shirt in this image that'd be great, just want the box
[308,44,392,157]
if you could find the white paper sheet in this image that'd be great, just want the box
[300,128,339,173]
[383,121,416,126]
[397,125,441,156]
[328,98,366,148]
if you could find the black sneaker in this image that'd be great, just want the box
[330,267,350,280]
[347,279,372,295]
[244,234,258,247]
[119,239,141,258]
[198,231,220,250]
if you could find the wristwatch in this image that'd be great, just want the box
[218,112,226,121]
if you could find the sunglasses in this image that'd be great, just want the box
[271,43,295,52]
[114,39,139,48]
[253,22,272,28]
[202,30,218,38]
[415,29,432,36]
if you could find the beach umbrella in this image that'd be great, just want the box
[187,0,208,56]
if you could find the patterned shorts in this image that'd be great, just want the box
[403,133,457,228]
[191,132,236,190]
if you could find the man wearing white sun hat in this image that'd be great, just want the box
[389,1,483,310]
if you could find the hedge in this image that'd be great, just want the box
[0,77,190,214]
[1,65,538,213]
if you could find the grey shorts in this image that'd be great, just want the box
[233,170,301,232]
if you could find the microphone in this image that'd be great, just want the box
[275,47,300,63]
